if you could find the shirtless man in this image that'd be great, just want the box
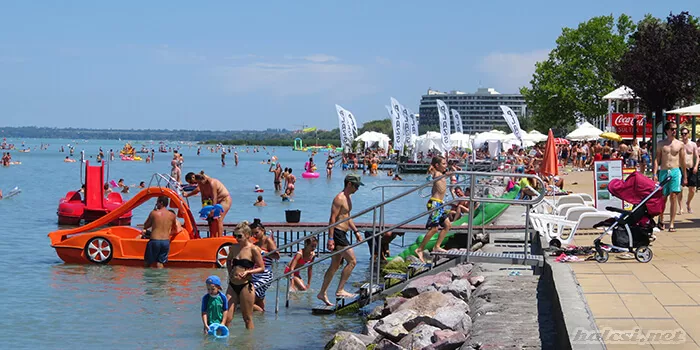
[141,196,177,268]
[416,156,452,262]
[270,163,283,191]
[654,122,687,232]
[183,172,232,238]
[234,152,239,166]
[170,155,181,183]
[678,127,698,214]
[317,174,364,306]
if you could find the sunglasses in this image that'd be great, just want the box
[682,132,689,135]
[669,128,678,131]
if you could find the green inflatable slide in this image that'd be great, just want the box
[387,185,521,261]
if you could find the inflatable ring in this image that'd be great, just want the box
[254,189,264,193]
[302,172,319,179]
[208,323,229,338]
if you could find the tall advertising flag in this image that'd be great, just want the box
[451,109,463,134]
[499,105,522,143]
[389,98,404,152]
[335,104,352,147]
[436,99,451,153]
[407,107,418,136]
[346,111,358,138]
[400,104,411,148]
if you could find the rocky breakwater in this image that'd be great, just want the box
[325,263,485,350]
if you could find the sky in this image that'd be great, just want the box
[0,1,697,131]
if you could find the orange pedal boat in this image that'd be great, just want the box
[48,186,238,268]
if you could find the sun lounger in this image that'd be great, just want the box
[530,208,617,248]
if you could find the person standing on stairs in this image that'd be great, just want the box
[317,174,364,306]
[415,156,452,263]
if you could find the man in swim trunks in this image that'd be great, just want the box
[678,127,699,214]
[654,122,687,232]
[184,172,232,238]
[269,163,283,191]
[317,174,364,306]
[142,196,177,268]
[416,156,451,263]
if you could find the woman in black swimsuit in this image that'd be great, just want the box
[224,221,265,330]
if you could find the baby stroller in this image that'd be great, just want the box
[592,172,670,263]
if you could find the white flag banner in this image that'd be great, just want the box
[335,104,352,147]
[451,109,463,134]
[407,107,418,136]
[390,98,404,152]
[400,104,411,149]
[347,111,358,138]
[500,105,523,143]
[436,99,451,153]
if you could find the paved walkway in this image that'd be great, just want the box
[559,170,700,349]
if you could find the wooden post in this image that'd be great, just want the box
[693,116,697,142]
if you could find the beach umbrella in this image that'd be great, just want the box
[450,132,471,149]
[667,104,700,116]
[541,129,560,177]
[528,130,549,143]
[566,122,603,141]
[600,132,622,143]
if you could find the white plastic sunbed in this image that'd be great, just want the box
[530,207,618,247]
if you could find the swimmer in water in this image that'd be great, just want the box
[253,195,267,207]
[64,156,76,163]
[326,155,334,178]
[104,183,113,195]
[184,171,231,238]
[285,237,317,291]
[286,169,296,195]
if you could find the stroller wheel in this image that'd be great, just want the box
[595,250,609,263]
[635,246,653,263]
[549,239,561,249]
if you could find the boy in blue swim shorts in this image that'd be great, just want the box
[415,156,452,262]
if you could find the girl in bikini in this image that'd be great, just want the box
[284,237,317,291]
[183,171,231,238]
[224,222,264,330]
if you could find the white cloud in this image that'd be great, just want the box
[478,49,549,92]
[284,54,339,63]
[215,58,377,98]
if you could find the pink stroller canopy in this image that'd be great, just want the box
[607,171,664,216]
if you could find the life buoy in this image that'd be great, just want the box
[208,323,229,338]
[302,172,319,179]
[254,189,264,193]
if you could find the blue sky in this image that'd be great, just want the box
[0,1,696,131]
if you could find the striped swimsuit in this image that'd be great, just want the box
[251,250,274,300]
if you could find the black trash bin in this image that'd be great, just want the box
[285,210,301,223]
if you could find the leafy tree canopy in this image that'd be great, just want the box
[521,14,635,131]
[615,11,700,117]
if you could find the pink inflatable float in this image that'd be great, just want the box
[302,172,319,179]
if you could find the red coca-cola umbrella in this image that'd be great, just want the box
[554,138,569,145]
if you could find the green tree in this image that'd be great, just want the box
[615,12,700,121]
[521,14,635,131]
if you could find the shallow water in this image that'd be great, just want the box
[0,138,453,349]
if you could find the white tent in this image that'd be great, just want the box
[414,131,443,154]
[450,132,471,149]
[603,86,637,100]
[355,131,390,150]
[667,104,700,116]
[473,131,508,149]
[566,122,603,141]
[528,130,549,143]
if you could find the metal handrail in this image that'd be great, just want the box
[265,171,546,312]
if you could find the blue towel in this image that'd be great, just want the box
[199,204,224,219]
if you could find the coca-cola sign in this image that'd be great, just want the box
[612,113,645,127]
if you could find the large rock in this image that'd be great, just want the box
[376,338,407,350]
[423,330,467,350]
[363,320,380,339]
[468,275,484,287]
[385,296,408,313]
[447,264,474,280]
[369,305,386,320]
[395,291,471,331]
[401,272,453,298]
[397,323,440,350]
[374,309,417,341]
[432,303,471,331]
[439,279,472,301]
[325,331,374,350]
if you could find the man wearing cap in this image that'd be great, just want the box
[317,174,364,306]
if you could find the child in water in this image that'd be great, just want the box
[281,188,293,202]
[201,276,228,334]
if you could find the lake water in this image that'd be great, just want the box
[0,138,470,349]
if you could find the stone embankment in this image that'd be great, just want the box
[326,263,481,350]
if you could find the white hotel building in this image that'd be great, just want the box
[418,88,528,134]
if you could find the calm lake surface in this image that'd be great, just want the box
[0,138,462,349]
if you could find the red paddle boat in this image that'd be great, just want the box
[57,161,132,225]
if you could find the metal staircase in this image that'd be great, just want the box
[262,171,547,315]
